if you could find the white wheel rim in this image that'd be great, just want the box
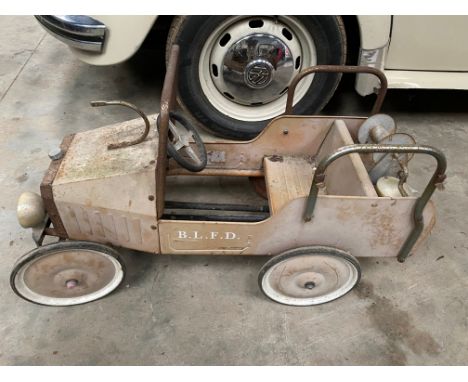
[261,253,359,306]
[199,16,317,122]
[14,248,124,306]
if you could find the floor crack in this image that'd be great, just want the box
[0,32,46,104]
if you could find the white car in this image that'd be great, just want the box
[36,15,468,139]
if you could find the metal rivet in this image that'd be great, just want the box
[283,129,289,135]
[150,225,157,230]
[48,147,63,161]
[148,195,155,201]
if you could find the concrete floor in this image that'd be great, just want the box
[1,16,467,366]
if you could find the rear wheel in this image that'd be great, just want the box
[258,246,360,306]
[11,241,125,306]
[168,16,346,140]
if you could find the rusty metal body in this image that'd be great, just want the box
[37,45,445,262]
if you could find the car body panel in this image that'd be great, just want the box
[357,15,391,49]
[355,15,468,95]
[386,16,468,71]
[70,15,157,65]
[37,15,468,94]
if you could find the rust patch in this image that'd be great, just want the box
[268,155,283,162]
[304,155,316,165]
[360,203,401,250]
[40,134,75,239]
[207,150,226,163]
[336,204,354,221]
[355,281,441,365]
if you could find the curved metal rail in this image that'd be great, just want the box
[303,144,447,263]
[285,65,388,116]
[90,100,151,149]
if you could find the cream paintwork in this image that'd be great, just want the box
[71,15,157,65]
[49,113,436,259]
[55,15,468,96]
[356,15,468,95]
[356,16,391,49]
[383,71,468,91]
[386,16,468,71]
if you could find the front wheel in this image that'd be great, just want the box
[258,246,360,306]
[11,241,125,306]
[168,15,347,140]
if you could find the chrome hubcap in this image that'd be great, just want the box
[220,33,295,105]
[200,16,316,121]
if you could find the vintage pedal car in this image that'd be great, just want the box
[11,46,447,307]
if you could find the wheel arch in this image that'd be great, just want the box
[342,16,361,65]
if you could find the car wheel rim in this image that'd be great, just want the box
[13,247,124,306]
[260,253,359,306]
[199,16,317,122]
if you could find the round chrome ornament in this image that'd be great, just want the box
[244,59,275,89]
[259,246,360,306]
[11,241,125,306]
[220,33,295,105]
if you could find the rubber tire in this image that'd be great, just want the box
[156,111,208,172]
[258,246,361,306]
[10,241,126,306]
[168,16,346,140]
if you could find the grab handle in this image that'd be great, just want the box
[90,100,150,150]
[303,144,447,263]
[285,65,388,116]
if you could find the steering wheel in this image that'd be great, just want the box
[156,111,207,172]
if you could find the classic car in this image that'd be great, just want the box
[36,15,468,139]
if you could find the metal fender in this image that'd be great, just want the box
[71,15,157,65]
[355,16,392,96]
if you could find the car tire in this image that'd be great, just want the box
[167,16,346,140]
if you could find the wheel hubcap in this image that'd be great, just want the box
[13,247,124,306]
[220,33,295,105]
[200,16,316,122]
[260,252,360,306]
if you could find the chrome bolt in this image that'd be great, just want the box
[48,147,63,161]
[304,281,316,289]
[65,279,79,289]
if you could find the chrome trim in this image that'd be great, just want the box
[220,33,296,105]
[355,45,387,96]
[35,15,106,53]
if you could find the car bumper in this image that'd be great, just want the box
[35,15,106,53]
